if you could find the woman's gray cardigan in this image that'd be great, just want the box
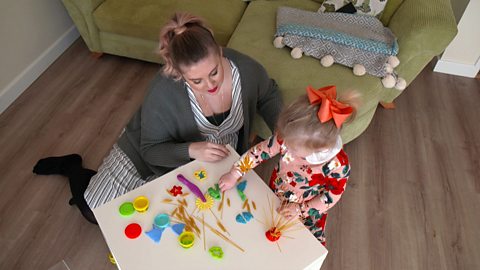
[117,48,283,179]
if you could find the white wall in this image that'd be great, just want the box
[451,0,470,23]
[0,0,80,114]
[434,0,480,78]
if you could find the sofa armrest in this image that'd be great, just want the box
[381,0,457,102]
[61,0,105,52]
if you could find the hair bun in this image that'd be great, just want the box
[173,25,187,35]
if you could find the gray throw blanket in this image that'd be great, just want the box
[275,6,402,82]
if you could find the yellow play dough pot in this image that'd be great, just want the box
[133,196,149,213]
[179,231,195,249]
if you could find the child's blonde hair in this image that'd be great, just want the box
[277,91,360,151]
[158,12,221,80]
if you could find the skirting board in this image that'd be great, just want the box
[0,26,80,115]
[434,57,480,78]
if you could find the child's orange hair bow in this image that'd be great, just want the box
[306,85,353,128]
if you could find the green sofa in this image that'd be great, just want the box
[61,0,457,143]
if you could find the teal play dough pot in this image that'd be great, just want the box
[154,213,170,228]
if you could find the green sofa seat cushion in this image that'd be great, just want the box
[93,0,247,46]
[227,0,397,143]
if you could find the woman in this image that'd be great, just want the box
[33,12,283,224]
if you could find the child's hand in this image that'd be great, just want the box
[218,169,241,192]
[277,202,301,219]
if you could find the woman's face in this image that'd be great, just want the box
[179,51,225,95]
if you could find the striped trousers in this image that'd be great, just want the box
[84,144,155,209]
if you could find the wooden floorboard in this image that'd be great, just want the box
[0,39,479,270]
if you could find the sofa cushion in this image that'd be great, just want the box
[93,0,247,46]
[227,0,396,143]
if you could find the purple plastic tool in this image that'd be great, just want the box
[177,174,206,202]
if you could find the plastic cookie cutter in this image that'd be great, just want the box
[178,231,195,249]
[207,184,221,200]
[195,194,214,211]
[236,180,247,201]
[209,246,224,259]
[194,169,208,182]
[108,253,117,265]
[168,185,183,197]
[145,213,186,244]
[235,211,254,224]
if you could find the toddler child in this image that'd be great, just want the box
[219,85,359,245]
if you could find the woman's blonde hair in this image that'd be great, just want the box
[277,91,360,151]
[158,13,221,80]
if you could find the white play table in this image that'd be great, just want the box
[93,145,327,270]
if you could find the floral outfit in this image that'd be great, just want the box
[233,134,350,245]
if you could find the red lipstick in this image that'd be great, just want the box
[207,86,218,93]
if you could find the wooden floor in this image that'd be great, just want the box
[0,39,479,270]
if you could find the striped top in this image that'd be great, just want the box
[186,60,244,149]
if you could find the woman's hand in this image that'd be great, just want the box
[189,142,230,162]
[277,202,301,219]
[218,169,241,192]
